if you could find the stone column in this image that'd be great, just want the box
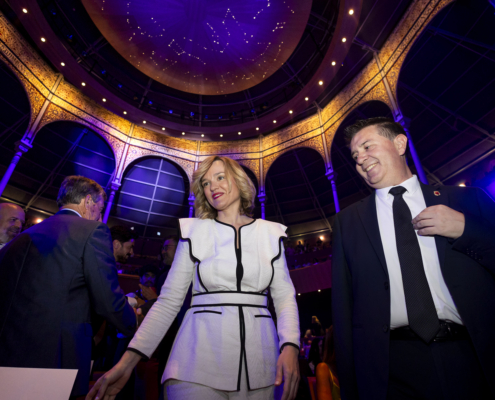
[258,193,266,220]
[0,140,32,197]
[326,169,340,213]
[102,181,121,224]
[395,115,428,184]
[188,194,195,218]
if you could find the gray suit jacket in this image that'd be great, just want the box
[0,209,136,396]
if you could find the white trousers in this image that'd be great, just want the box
[164,370,279,400]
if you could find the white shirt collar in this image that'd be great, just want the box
[61,208,82,217]
[376,175,420,202]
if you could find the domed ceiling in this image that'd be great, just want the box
[82,0,312,95]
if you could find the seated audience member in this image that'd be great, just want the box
[311,315,324,336]
[302,329,314,358]
[0,203,25,250]
[157,235,178,279]
[308,336,324,375]
[285,239,296,256]
[296,240,304,253]
[0,175,136,398]
[316,327,340,400]
[127,265,159,302]
[111,225,136,264]
[316,239,323,251]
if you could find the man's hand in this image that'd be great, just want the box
[139,284,158,301]
[412,205,465,239]
[275,345,300,400]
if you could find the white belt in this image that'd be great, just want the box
[191,291,268,308]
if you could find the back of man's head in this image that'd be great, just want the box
[57,176,106,208]
[344,117,407,147]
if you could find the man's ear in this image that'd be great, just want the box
[394,134,408,156]
[84,194,92,208]
[112,240,121,252]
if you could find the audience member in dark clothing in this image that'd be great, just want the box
[311,316,324,336]
[111,225,136,264]
[0,175,136,398]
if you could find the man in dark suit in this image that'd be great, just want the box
[332,118,495,400]
[0,175,137,398]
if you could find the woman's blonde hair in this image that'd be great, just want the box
[192,156,256,219]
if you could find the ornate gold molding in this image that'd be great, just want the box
[0,0,454,188]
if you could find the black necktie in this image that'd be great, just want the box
[389,186,440,343]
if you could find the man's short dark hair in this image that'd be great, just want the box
[344,117,407,147]
[162,236,178,246]
[57,176,107,208]
[110,225,136,244]
[139,264,158,278]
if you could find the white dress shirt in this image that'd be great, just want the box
[61,208,82,217]
[375,175,463,328]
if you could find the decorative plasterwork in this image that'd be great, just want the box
[236,158,260,186]
[0,0,453,190]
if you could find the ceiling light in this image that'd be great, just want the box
[41,37,46,42]
[22,8,28,13]
[162,127,165,131]
[123,111,127,114]
[342,37,347,42]
[459,183,466,187]
[201,134,204,137]
[60,62,65,67]
[130,227,134,230]
[289,110,293,114]
[256,127,259,131]
[318,289,321,292]
[332,61,336,66]
[182,132,185,135]
[298,293,301,296]
[273,120,277,123]
[35,218,43,224]
[220,134,223,137]
[319,80,323,85]
[81,82,86,86]
[238,132,241,135]
[157,232,161,236]
[305,97,309,101]
[143,120,146,124]
[102,98,106,102]
[349,9,354,15]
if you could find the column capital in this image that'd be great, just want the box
[109,181,121,192]
[15,139,32,154]
[188,193,196,206]
[258,193,266,203]
[325,168,336,181]
[395,115,411,130]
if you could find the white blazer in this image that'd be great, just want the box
[128,217,300,391]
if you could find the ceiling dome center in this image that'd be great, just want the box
[82,0,312,95]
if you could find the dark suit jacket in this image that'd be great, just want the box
[332,184,495,400]
[0,210,136,396]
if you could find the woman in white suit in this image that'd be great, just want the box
[87,155,300,400]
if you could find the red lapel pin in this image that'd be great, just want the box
[434,191,440,196]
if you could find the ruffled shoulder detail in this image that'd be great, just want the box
[255,219,288,239]
[178,218,213,239]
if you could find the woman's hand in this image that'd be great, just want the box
[86,351,141,400]
[275,345,300,400]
